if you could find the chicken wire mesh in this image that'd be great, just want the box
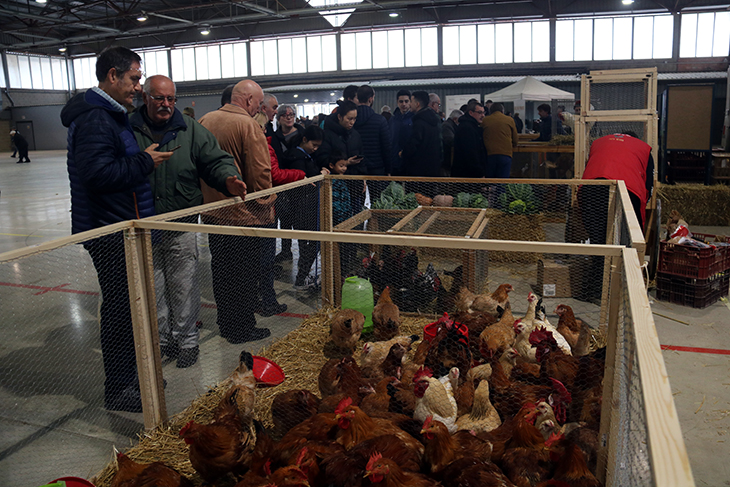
[607,267,653,487]
[589,82,649,112]
[0,177,666,487]
[0,231,145,486]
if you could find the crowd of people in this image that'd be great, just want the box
[58,46,529,413]
[60,46,652,414]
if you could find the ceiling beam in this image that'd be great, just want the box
[0,5,123,34]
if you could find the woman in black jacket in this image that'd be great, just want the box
[315,100,365,217]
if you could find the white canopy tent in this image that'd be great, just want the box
[484,76,575,132]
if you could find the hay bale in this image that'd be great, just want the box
[657,183,730,226]
[487,213,546,263]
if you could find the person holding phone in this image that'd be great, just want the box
[315,99,365,219]
[61,47,175,412]
[130,74,246,369]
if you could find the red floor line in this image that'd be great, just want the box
[2,281,310,318]
[661,344,730,356]
[0,281,98,296]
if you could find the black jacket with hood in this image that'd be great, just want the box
[354,105,392,175]
[61,88,155,234]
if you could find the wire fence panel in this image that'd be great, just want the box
[608,272,653,487]
[589,81,649,112]
[0,234,142,486]
[0,177,680,487]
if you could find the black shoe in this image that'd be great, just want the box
[222,327,271,343]
[161,343,180,360]
[274,251,292,263]
[258,302,287,317]
[104,386,142,413]
[177,346,199,368]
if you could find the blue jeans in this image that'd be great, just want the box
[486,154,512,178]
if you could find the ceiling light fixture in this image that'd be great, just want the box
[304,99,309,102]
[137,13,148,21]
[59,46,67,52]
[293,94,299,98]
[622,0,634,4]
[330,92,335,96]
[200,26,211,35]
[36,0,47,4]
[389,12,399,18]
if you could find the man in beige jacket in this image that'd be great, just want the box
[199,79,276,343]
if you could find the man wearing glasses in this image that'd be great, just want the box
[130,75,246,367]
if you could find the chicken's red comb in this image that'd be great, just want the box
[179,420,195,436]
[264,459,272,476]
[545,431,565,448]
[414,366,433,381]
[366,452,383,471]
[296,447,309,467]
[422,415,434,430]
[335,396,353,414]
[528,326,555,346]
[550,378,572,404]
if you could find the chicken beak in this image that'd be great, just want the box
[363,470,371,478]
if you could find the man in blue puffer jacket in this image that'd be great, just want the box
[354,84,392,202]
[61,46,173,413]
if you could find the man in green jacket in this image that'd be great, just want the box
[130,74,246,368]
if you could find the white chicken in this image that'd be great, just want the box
[414,367,458,434]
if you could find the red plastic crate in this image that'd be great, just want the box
[658,233,730,279]
[656,271,730,309]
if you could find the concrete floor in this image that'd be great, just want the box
[0,151,728,486]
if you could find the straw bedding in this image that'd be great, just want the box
[92,309,433,487]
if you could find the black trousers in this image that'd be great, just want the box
[17,145,29,162]
[276,194,295,253]
[209,233,260,340]
[577,185,644,301]
[293,186,320,281]
[85,234,138,399]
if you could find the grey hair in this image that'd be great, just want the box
[276,104,296,119]
[263,93,278,106]
[429,93,440,103]
[143,76,176,95]
[449,109,463,120]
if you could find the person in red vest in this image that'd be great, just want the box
[578,132,654,303]
[582,132,653,228]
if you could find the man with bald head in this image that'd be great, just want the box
[130,74,246,367]
[199,79,277,343]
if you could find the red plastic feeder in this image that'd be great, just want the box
[252,356,285,386]
[423,314,469,343]
[51,478,96,487]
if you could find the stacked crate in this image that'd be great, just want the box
[657,232,730,308]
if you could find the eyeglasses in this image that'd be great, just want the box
[280,113,295,119]
[474,110,485,115]
[149,95,177,103]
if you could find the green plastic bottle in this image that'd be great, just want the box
[341,276,374,333]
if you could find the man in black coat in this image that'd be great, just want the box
[400,91,442,178]
[354,84,392,202]
[10,130,30,163]
[451,100,487,178]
